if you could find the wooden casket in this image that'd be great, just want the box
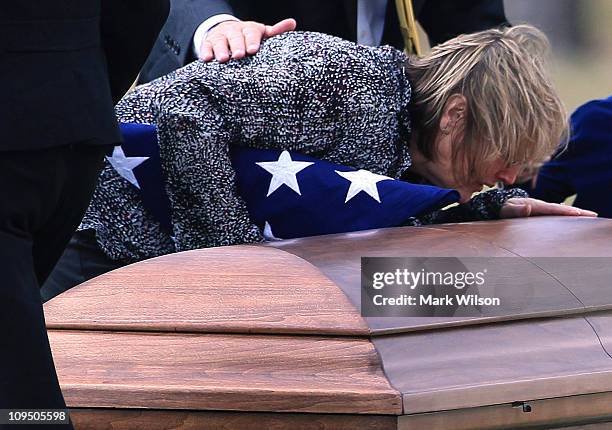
[44,217,612,429]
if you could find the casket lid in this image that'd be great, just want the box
[45,217,612,428]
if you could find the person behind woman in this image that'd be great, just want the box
[517,96,612,218]
[41,25,595,301]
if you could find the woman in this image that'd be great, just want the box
[41,25,595,301]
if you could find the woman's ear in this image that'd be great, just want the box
[439,94,467,134]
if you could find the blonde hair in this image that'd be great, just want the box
[406,24,568,184]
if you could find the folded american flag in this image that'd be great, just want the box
[108,123,460,239]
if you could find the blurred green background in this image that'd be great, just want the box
[504,0,612,113]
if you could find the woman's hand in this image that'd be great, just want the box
[500,197,598,218]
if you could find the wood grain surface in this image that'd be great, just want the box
[584,311,612,359]
[44,217,612,428]
[266,225,513,335]
[44,245,368,336]
[428,218,612,312]
[398,391,612,430]
[549,424,612,430]
[519,258,612,309]
[69,409,398,430]
[427,217,612,257]
[372,315,612,414]
[49,330,402,415]
[265,218,612,334]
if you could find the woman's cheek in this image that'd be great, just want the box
[458,188,473,203]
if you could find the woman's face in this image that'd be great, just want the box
[409,94,521,203]
[414,135,521,203]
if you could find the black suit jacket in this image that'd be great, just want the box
[1,1,169,150]
[139,0,507,83]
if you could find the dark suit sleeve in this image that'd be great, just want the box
[102,0,170,103]
[417,0,508,46]
[139,0,234,83]
[516,160,574,204]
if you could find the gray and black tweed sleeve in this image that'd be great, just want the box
[404,188,529,226]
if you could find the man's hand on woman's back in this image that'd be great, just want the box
[200,18,296,62]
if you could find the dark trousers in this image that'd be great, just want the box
[41,229,123,303]
[0,144,107,429]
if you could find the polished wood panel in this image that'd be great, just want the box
[521,258,612,309]
[267,226,511,336]
[49,330,402,415]
[360,256,584,322]
[398,391,612,430]
[372,316,612,414]
[550,425,612,430]
[428,217,612,257]
[584,311,612,359]
[429,218,612,311]
[265,219,611,334]
[550,424,612,430]
[70,409,398,430]
[46,217,612,429]
[44,245,368,336]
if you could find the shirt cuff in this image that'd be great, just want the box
[193,14,240,57]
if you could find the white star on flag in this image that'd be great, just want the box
[335,169,392,203]
[256,150,314,196]
[106,146,149,189]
